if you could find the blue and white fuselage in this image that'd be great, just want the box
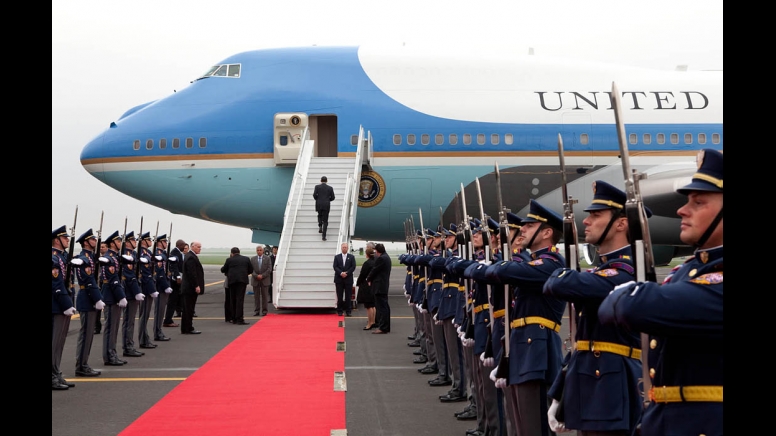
[80,44,722,251]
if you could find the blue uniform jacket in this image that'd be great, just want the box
[426,250,446,313]
[598,246,723,436]
[543,246,642,432]
[496,246,566,385]
[52,248,74,314]
[74,249,102,312]
[437,250,462,321]
[154,248,171,291]
[121,248,142,298]
[100,249,126,305]
[138,247,156,295]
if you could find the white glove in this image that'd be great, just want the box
[165,287,173,294]
[154,255,164,261]
[402,284,407,293]
[483,355,495,367]
[99,256,110,264]
[135,293,145,301]
[140,257,149,264]
[169,256,177,262]
[489,367,499,382]
[64,307,76,316]
[456,326,463,335]
[70,258,84,265]
[495,377,508,389]
[480,352,486,362]
[151,291,159,298]
[612,280,636,294]
[462,337,474,348]
[94,300,105,310]
[548,399,566,433]
[122,254,134,262]
[420,306,428,314]
[118,298,128,308]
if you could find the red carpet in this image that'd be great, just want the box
[120,314,345,436]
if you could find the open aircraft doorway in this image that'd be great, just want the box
[309,115,338,157]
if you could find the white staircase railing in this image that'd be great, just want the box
[337,126,367,246]
[274,127,313,303]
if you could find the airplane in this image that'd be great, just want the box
[80,43,722,270]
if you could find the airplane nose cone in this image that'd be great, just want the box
[80,132,106,183]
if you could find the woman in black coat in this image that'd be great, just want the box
[356,247,376,329]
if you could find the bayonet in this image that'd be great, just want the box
[494,164,512,379]
[460,183,475,340]
[557,133,579,352]
[94,210,104,280]
[64,205,78,291]
[475,177,496,360]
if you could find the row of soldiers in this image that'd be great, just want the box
[399,148,723,436]
[52,227,182,390]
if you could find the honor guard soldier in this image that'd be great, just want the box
[423,228,452,388]
[72,229,105,377]
[121,231,145,357]
[598,149,723,436]
[494,200,566,436]
[137,232,159,349]
[52,225,77,390]
[153,234,172,341]
[543,181,650,435]
[100,231,128,366]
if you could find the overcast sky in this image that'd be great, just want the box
[52,0,723,249]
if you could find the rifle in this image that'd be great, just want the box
[418,207,429,310]
[63,206,79,293]
[94,210,104,281]
[119,217,128,277]
[460,183,475,340]
[152,220,160,280]
[475,177,496,360]
[135,217,144,272]
[611,81,657,408]
[557,133,580,353]
[165,222,173,275]
[494,164,512,379]
[439,207,446,259]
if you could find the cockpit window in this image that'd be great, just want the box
[197,63,241,80]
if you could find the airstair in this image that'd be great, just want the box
[273,127,371,309]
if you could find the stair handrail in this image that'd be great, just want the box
[338,172,354,249]
[275,126,313,302]
[349,127,366,237]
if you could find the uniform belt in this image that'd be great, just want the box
[443,283,458,288]
[576,340,641,359]
[413,275,419,279]
[510,316,561,333]
[493,309,505,318]
[458,286,466,292]
[428,279,443,284]
[467,298,474,305]
[649,386,723,403]
[101,280,108,284]
[407,271,413,275]
[473,303,490,313]
[419,277,426,282]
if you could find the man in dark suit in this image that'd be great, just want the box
[162,239,185,327]
[180,241,204,334]
[313,175,335,241]
[333,242,356,316]
[250,245,272,316]
[221,247,254,325]
[367,243,392,333]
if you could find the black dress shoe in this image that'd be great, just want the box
[155,336,171,341]
[262,311,268,316]
[52,382,69,390]
[372,329,388,334]
[123,349,144,357]
[456,410,478,420]
[345,313,352,317]
[94,329,101,335]
[439,393,467,402]
[322,237,327,241]
[407,341,421,347]
[253,312,260,316]
[428,377,453,386]
[408,335,417,340]
[413,356,428,364]
[75,367,101,377]
[59,378,76,387]
[235,321,250,325]
[465,429,485,435]
[337,312,343,316]
[140,343,157,349]
[412,350,422,355]
[193,313,198,317]
[419,366,439,374]
[182,330,202,334]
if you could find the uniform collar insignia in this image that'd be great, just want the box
[700,251,709,264]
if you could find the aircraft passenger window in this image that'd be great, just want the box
[199,137,207,148]
[186,138,194,148]
[580,133,589,145]
[435,134,443,145]
[477,134,485,145]
[407,134,416,145]
[670,133,678,145]
[643,134,651,145]
[698,133,707,145]
[449,134,458,145]
[657,133,665,145]
[351,135,358,146]
[172,138,180,149]
[421,134,430,145]
[463,134,472,145]
[133,140,141,151]
[712,133,720,144]
[213,65,227,77]
[505,133,514,145]
[684,133,692,144]
[159,139,167,149]
[491,134,499,145]
[393,134,402,145]
[629,133,637,145]
[227,64,241,77]
[146,139,154,150]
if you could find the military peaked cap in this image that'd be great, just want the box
[677,149,723,195]
[521,199,563,231]
[77,228,96,244]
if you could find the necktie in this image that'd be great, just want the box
[258,257,262,269]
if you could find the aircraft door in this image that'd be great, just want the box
[273,113,307,165]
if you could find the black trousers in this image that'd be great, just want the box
[317,208,330,237]
[374,292,391,332]
[180,292,199,333]
[224,286,233,322]
[335,281,352,314]
[229,282,247,322]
